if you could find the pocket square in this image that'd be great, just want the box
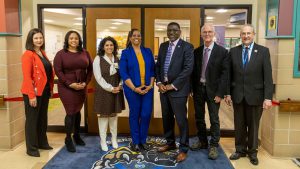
[254,50,258,52]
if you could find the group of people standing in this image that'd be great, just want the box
[21,21,273,166]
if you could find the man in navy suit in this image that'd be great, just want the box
[190,23,229,160]
[225,24,273,165]
[155,22,194,162]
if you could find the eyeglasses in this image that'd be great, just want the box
[241,32,253,36]
[167,29,180,33]
[202,31,213,35]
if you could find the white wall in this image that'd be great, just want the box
[44,24,83,61]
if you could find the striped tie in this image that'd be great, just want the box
[243,47,249,68]
[164,42,174,78]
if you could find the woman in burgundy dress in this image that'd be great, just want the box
[54,30,93,152]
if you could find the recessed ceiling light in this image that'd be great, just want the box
[109,27,117,29]
[74,17,83,20]
[216,9,228,13]
[103,29,110,32]
[156,28,164,31]
[111,22,122,25]
[206,16,214,20]
[44,19,54,23]
[73,23,82,25]
[228,25,236,28]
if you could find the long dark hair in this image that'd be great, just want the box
[25,28,45,51]
[97,36,118,57]
[126,28,140,48]
[63,30,83,52]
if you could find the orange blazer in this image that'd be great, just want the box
[21,50,54,99]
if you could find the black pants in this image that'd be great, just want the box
[233,99,263,156]
[193,84,220,147]
[160,93,189,153]
[23,89,50,153]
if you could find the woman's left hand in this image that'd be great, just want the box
[78,82,86,90]
[143,85,153,93]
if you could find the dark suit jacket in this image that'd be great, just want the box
[155,39,194,97]
[229,43,273,105]
[192,43,229,100]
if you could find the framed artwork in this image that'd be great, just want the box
[224,37,241,50]
[293,0,300,77]
[265,0,296,38]
[0,0,22,36]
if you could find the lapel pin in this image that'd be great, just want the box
[254,50,258,53]
[178,45,181,48]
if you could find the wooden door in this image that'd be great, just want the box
[86,8,141,133]
[144,8,201,135]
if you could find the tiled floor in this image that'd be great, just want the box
[0,133,298,169]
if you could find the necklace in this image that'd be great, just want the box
[35,50,43,57]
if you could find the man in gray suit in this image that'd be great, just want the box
[155,22,194,162]
[225,24,273,165]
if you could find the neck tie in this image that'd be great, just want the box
[201,48,210,81]
[164,42,174,78]
[243,47,249,68]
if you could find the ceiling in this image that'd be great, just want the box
[43,8,248,31]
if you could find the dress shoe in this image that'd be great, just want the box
[65,138,76,152]
[27,150,40,157]
[139,143,151,151]
[157,144,176,152]
[176,152,187,163]
[249,155,259,165]
[190,141,208,151]
[39,145,53,150]
[208,146,218,160]
[73,134,86,146]
[229,152,247,160]
[130,143,140,152]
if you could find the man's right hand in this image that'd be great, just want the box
[157,83,167,93]
[224,95,232,106]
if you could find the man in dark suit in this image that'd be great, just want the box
[155,22,194,162]
[225,24,273,165]
[190,23,229,160]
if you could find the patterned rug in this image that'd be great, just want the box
[43,136,234,169]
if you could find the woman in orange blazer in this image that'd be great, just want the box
[21,28,54,157]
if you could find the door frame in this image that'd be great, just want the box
[38,4,252,136]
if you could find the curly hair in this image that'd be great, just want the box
[63,30,83,52]
[97,36,118,57]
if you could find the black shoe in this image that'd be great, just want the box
[130,143,140,152]
[73,134,86,146]
[249,155,259,165]
[65,138,76,152]
[39,145,53,150]
[27,150,40,157]
[229,152,247,160]
[139,143,151,151]
[190,141,208,151]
